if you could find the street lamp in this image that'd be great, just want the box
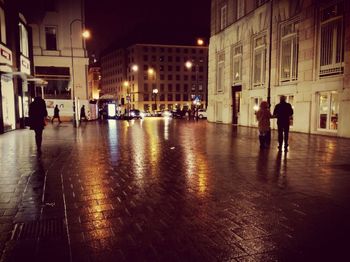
[152,88,158,113]
[147,68,157,113]
[185,60,201,120]
[123,81,131,116]
[70,18,90,127]
[197,38,204,46]
[131,64,139,72]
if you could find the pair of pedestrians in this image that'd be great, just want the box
[256,96,293,151]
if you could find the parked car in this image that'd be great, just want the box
[197,109,207,119]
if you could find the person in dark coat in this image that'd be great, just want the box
[80,105,87,121]
[273,95,293,151]
[29,96,48,152]
[51,105,61,124]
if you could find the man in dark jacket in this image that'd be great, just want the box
[29,97,48,152]
[273,95,293,151]
[51,105,61,124]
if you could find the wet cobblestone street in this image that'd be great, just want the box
[0,119,350,261]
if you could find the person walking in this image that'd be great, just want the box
[51,105,61,124]
[80,105,87,122]
[256,101,272,149]
[273,95,293,151]
[29,96,48,153]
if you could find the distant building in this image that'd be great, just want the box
[88,65,101,100]
[100,43,208,112]
[100,49,127,101]
[208,0,350,137]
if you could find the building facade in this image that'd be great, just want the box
[29,0,89,118]
[0,0,35,134]
[88,65,101,100]
[100,43,208,113]
[208,0,350,137]
[100,49,126,101]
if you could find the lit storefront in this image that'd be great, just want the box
[317,91,339,132]
[0,43,16,133]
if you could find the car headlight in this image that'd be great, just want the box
[131,112,135,117]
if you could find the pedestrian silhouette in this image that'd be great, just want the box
[51,105,62,124]
[29,96,48,153]
[80,105,87,122]
[273,96,293,151]
[256,101,272,149]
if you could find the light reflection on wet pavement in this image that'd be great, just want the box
[1,119,350,261]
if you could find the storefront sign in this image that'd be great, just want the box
[0,44,13,66]
[20,55,30,75]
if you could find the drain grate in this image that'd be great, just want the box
[11,219,65,240]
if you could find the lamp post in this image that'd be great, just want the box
[70,19,90,127]
[148,68,157,114]
[185,60,201,120]
[152,88,158,113]
[123,81,131,117]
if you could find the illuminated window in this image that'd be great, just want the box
[319,2,344,77]
[232,44,242,83]
[280,20,299,82]
[252,97,262,125]
[318,92,338,131]
[253,34,266,87]
[45,26,57,50]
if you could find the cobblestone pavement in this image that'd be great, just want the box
[0,119,350,262]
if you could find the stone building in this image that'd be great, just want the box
[0,0,36,133]
[88,65,101,100]
[101,43,208,113]
[29,0,89,120]
[208,0,350,137]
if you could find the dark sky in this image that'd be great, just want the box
[85,0,211,57]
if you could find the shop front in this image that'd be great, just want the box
[0,43,15,133]
[1,75,16,132]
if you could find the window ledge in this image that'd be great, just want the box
[43,50,60,56]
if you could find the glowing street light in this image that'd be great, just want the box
[185,61,193,70]
[82,30,91,39]
[131,64,139,72]
[147,67,155,77]
[197,38,204,46]
[152,88,158,112]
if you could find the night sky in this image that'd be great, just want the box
[84,0,211,57]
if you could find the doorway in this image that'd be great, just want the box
[232,85,241,125]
